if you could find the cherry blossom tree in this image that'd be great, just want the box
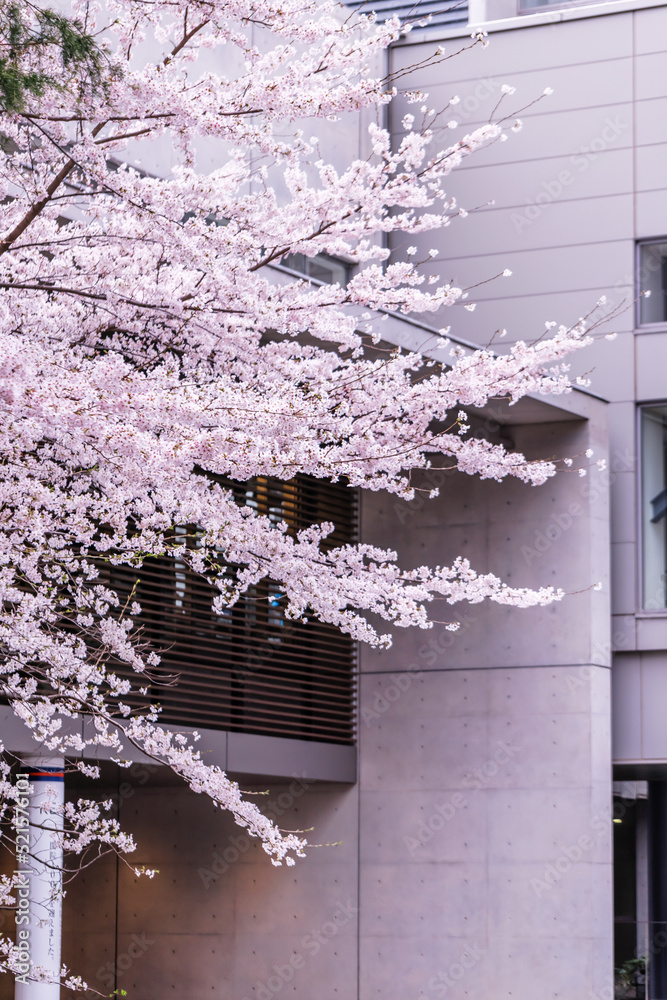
[0,0,598,985]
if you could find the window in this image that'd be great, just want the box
[518,0,599,11]
[637,242,667,327]
[518,0,556,10]
[344,0,468,27]
[641,405,667,610]
[98,476,358,744]
[280,253,349,286]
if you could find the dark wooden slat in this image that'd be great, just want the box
[101,475,358,745]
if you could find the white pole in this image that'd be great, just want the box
[14,755,64,1000]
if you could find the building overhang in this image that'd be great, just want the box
[0,708,357,784]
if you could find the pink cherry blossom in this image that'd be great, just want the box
[0,0,596,987]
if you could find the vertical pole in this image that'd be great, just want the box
[14,755,64,1000]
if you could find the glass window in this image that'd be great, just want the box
[343,0,468,29]
[518,0,597,11]
[281,252,349,286]
[641,405,667,609]
[638,242,667,326]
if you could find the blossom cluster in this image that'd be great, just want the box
[0,0,595,984]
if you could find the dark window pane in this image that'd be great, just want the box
[642,406,667,609]
[282,253,349,287]
[639,243,667,326]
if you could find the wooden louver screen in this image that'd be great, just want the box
[100,476,357,745]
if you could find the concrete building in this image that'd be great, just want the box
[4,0,667,997]
[390,0,667,993]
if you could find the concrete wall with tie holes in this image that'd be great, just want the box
[1,0,637,993]
[0,389,611,1000]
[357,391,612,1000]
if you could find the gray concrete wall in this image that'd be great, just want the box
[358,404,613,1000]
[13,399,611,1000]
[53,772,360,1000]
[105,781,358,1000]
[613,651,667,769]
[390,2,667,764]
[1,768,361,1000]
[1,7,629,995]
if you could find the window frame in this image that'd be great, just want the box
[635,239,667,332]
[517,0,604,14]
[637,402,667,615]
[278,252,351,287]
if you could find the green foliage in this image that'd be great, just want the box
[614,956,646,1000]
[0,0,110,111]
